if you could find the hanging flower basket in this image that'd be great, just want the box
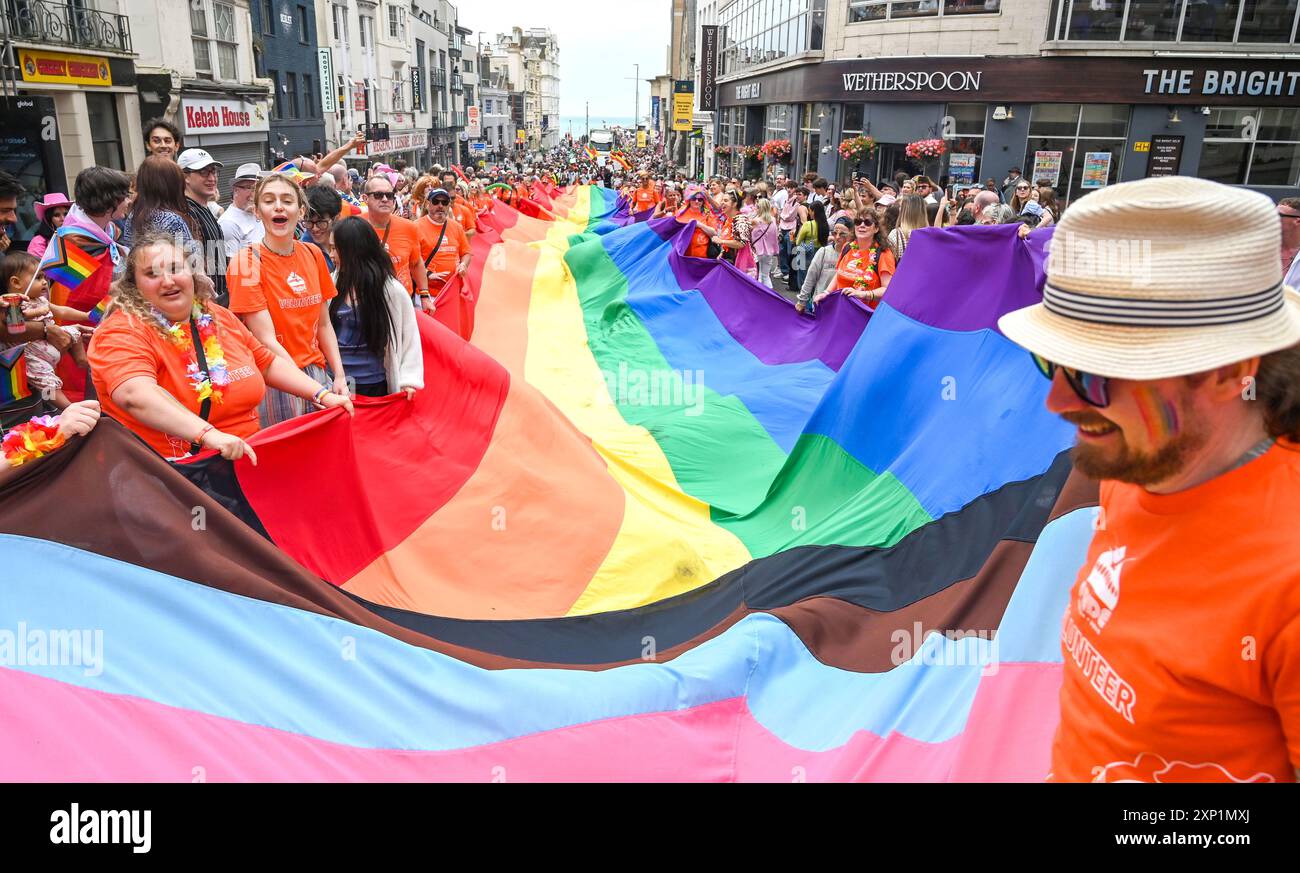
[713,145,732,156]
[905,138,947,160]
[837,135,877,162]
[761,138,792,162]
[742,144,764,161]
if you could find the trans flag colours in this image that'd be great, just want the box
[0,186,1098,781]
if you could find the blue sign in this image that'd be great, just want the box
[470,141,487,154]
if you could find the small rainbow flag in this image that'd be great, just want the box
[272,161,311,183]
[584,145,597,161]
[0,345,32,405]
[610,152,632,171]
[37,232,104,291]
[87,297,111,326]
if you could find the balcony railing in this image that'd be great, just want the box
[432,68,446,89]
[450,73,462,91]
[1,0,132,54]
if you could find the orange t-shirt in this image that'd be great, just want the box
[1050,444,1300,783]
[472,193,493,214]
[451,199,477,233]
[677,204,712,258]
[226,241,336,369]
[88,305,276,458]
[416,216,471,284]
[367,215,423,294]
[831,244,897,306]
[632,186,660,213]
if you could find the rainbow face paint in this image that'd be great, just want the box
[1133,385,1180,444]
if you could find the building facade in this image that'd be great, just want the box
[491,27,560,154]
[1,0,143,229]
[250,0,326,162]
[706,0,1300,200]
[133,0,271,200]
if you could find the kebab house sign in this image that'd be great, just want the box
[181,98,270,136]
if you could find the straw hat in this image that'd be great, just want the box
[999,176,1300,380]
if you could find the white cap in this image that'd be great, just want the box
[178,148,224,171]
[234,162,262,181]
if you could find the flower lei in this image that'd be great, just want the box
[151,303,229,405]
[846,242,882,290]
[2,415,66,467]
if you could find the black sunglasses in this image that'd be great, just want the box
[1031,353,1111,407]
[430,197,450,205]
[855,218,876,227]
[366,191,396,200]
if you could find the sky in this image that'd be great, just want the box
[458,0,672,119]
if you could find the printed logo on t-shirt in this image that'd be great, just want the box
[227,364,256,381]
[1090,752,1275,783]
[1078,545,1129,633]
[286,271,308,295]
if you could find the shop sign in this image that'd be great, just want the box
[18,49,112,87]
[1146,135,1185,178]
[364,131,429,156]
[181,97,269,135]
[318,50,336,113]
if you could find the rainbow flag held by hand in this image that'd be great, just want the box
[272,161,312,183]
[0,346,32,405]
[86,297,111,326]
[37,232,104,291]
[585,145,597,161]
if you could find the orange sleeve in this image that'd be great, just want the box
[226,248,267,314]
[455,223,470,259]
[879,249,897,280]
[406,224,422,275]
[86,315,161,396]
[1267,609,1300,771]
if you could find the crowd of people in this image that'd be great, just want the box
[3,122,1300,785]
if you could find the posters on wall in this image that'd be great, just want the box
[1081,151,1113,188]
[1032,150,1063,187]
[949,152,977,184]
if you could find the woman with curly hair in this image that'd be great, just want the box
[88,233,352,461]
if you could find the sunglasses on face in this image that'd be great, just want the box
[1017,185,1031,191]
[367,191,396,200]
[855,218,876,227]
[430,198,450,206]
[1031,353,1111,407]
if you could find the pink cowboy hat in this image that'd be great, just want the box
[35,193,72,223]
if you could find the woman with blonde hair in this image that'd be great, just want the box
[887,194,929,261]
[89,233,352,461]
[748,198,780,287]
[226,173,348,426]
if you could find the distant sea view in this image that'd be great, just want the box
[558,115,638,135]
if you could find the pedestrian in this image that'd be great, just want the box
[888,194,928,260]
[92,233,351,460]
[415,187,470,314]
[710,190,749,268]
[328,216,424,400]
[998,176,1300,784]
[795,216,853,315]
[142,118,182,161]
[362,175,428,301]
[127,156,202,264]
[302,186,343,270]
[218,163,265,260]
[25,193,72,260]
[1000,167,1024,203]
[777,182,806,279]
[749,198,779,287]
[791,199,828,293]
[1281,197,1300,288]
[226,173,348,427]
[1008,178,1034,215]
[817,211,895,309]
[178,148,230,306]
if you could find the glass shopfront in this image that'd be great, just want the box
[1048,0,1300,44]
[1023,104,1129,200]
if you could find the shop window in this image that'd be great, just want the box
[945,103,987,185]
[798,103,822,176]
[1201,106,1300,186]
[842,104,865,134]
[1051,0,1298,43]
[1024,103,1129,201]
[946,102,987,136]
[86,93,124,172]
[849,0,999,24]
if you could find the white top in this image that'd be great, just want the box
[1286,250,1300,290]
[330,272,426,393]
[218,206,265,259]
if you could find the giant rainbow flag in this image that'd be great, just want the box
[0,186,1098,781]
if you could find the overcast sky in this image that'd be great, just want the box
[459,0,672,118]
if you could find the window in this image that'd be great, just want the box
[269,70,280,119]
[333,4,349,43]
[191,3,211,76]
[415,39,426,111]
[1201,106,1300,186]
[388,4,403,39]
[260,0,273,35]
[798,103,827,175]
[1024,103,1129,200]
[945,103,988,184]
[360,15,370,47]
[849,0,1000,25]
[391,68,405,112]
[298,5,309,44]
[304,74,314,118]
[287,71,299,118]
[214,2,237,80]
[86,93,124,171]
[1049,0,1299,44]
